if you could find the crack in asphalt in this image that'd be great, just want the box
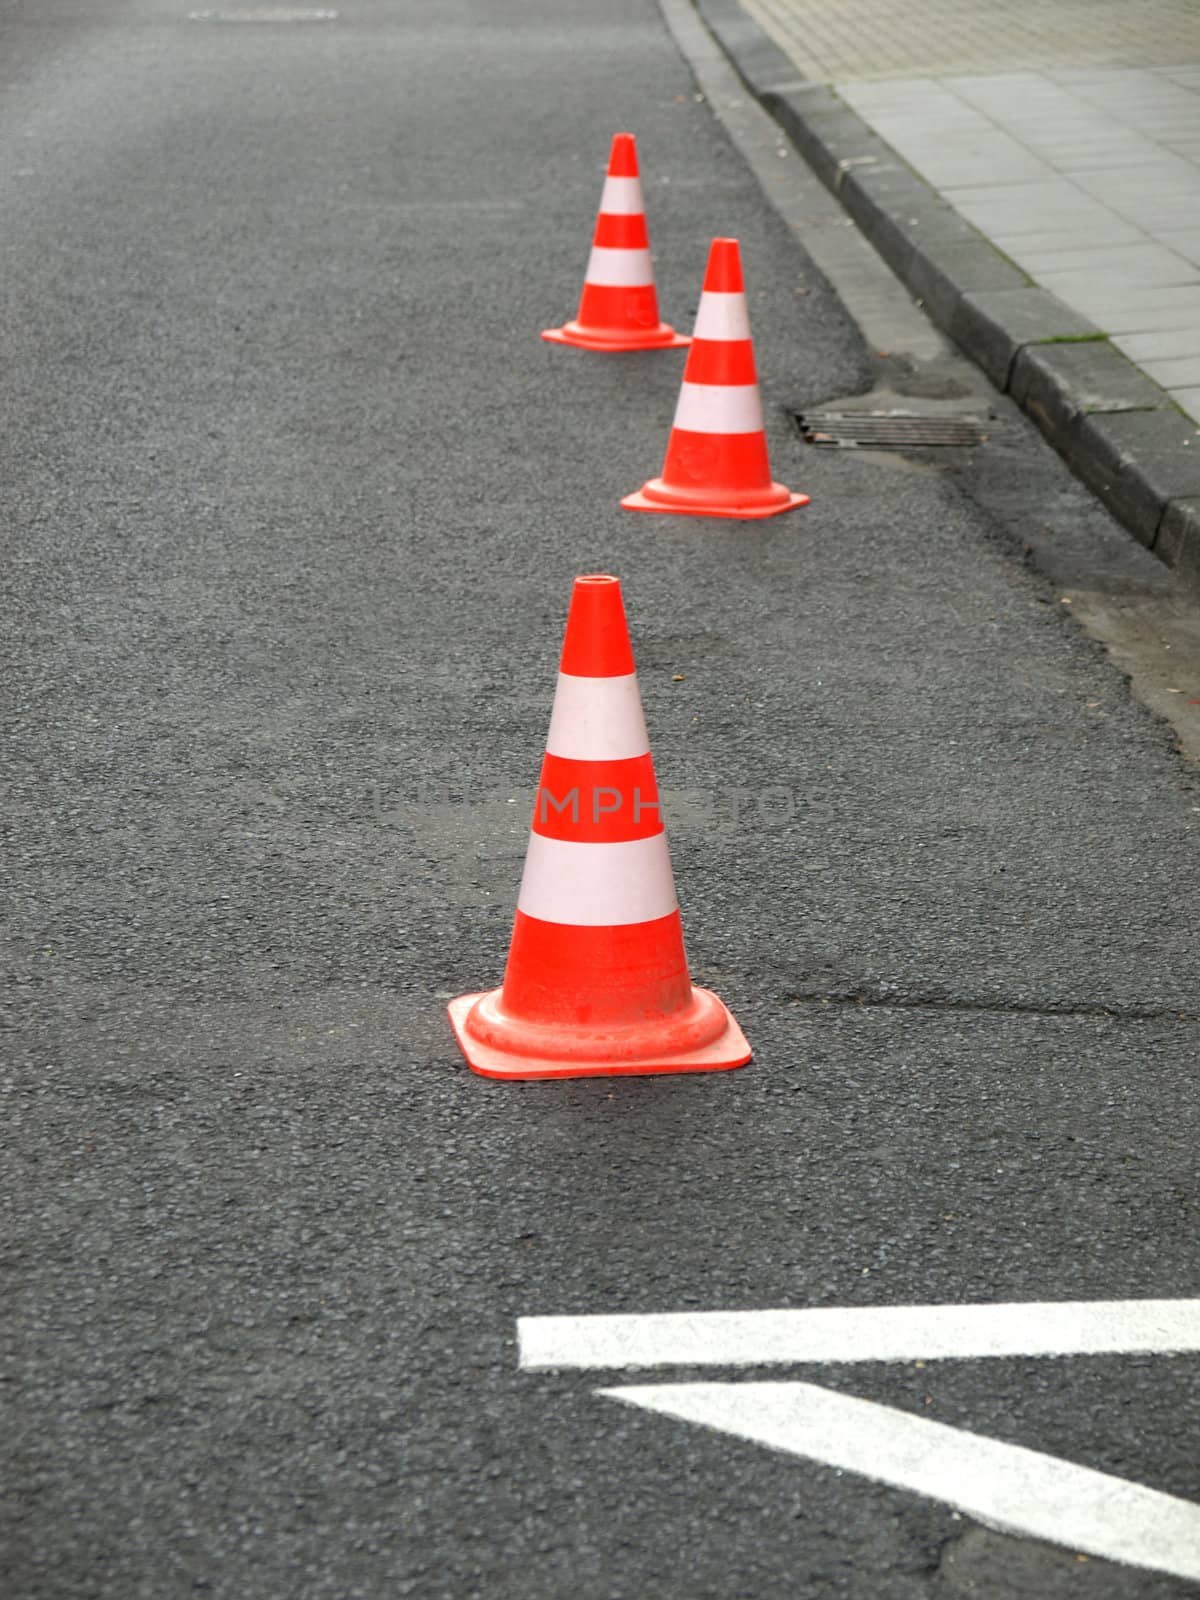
[782,990,1200,1024]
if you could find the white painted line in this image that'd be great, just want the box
[189,7,338,18]
[671,381,764,435]
[600,1382,1200,1585]
[517,833,676,927]
[518,1299,1200,1369]
[544,672,649,762]
[584,246,654,287]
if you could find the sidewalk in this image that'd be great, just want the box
[698,0,1200,584]
[837,70,1200,423]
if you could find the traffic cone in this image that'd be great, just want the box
[448,575,751,1080]
[542,133,690,352]
[622,237,809,518]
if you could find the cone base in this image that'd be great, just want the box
[622,480,810,520]
[542,322,691,352]
[447,988,751,1081]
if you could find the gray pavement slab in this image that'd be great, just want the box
[734,0,1200,516]
[700,0,1200,575]
[2,0,1200,1597]
[740,0,1200,79]
[830,65,1200,423]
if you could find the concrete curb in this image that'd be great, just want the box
[692,0,1200,587]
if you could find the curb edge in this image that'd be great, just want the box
[691,0,1200,587]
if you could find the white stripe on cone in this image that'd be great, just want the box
[672,381,765,435]
[545,673,650,762]
[598,175,646,216]
[691,291,752,342]
[584,245,655,287]
[517,834,677,926]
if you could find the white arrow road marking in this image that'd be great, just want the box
[519,1298,1200,1370]
[599,1382,1200,1584]
[520,1302,1200,1580]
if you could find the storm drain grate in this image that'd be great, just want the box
[791,410,987,449]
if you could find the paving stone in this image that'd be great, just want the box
[1116,328,1200,362]
[943,70,1064,101]
[1017,242,1199,285]
[1052,67,1167,86]
[1033,283,1200,334]
[1097,309,1200,337]
[900,145,1058,188]
[834,77,943,111]
[1116,115,1200,139]
[993,223,1145,256]
[1140,355,1200,389]
[1170,386,1200,422]
[1106,196,1200,234]
[1157,230,1200,267]
[1072,167,1200,203]
[947,187,1127,238]
[943,177,1108,213]
[1054,145,1170,171]
[858,102,990,136]
[739,0,1200,78]
[1032,281,1200,322]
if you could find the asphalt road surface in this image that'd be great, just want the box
[3,1,1198,1597]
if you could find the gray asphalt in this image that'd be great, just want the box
[2,1,1198,1597]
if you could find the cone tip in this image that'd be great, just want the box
[608,132,640,178]
[703,237,744,293]
[561,574,635,677]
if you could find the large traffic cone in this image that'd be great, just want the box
[448,575,751,1080]
[542,134,690,353]
[622,237,809,518]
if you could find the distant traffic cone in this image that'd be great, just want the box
[542,134,690,352]
[448,575,751,1080]
[622,237,809,518]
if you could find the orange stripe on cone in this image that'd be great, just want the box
[533,752,661,844]
[542,134,690,354]
[622,237,810,518]
[447,574,751,1080]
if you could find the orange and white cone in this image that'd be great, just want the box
[448,574,750,1080]
[622,237,809,518]
[542,133,690,353]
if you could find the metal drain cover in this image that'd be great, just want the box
[792,410,987,449]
